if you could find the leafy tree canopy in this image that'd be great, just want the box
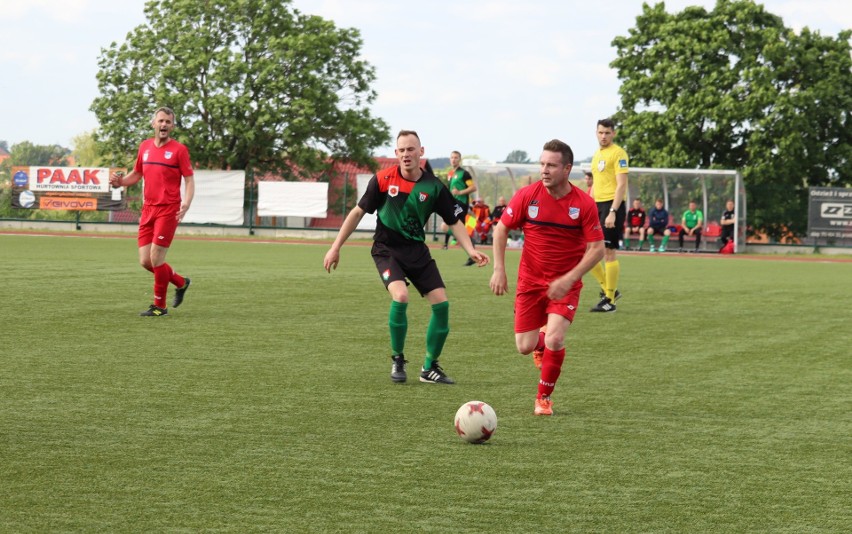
[91,0,390,178]
[2,141,69,167]
[611,0,852,238]
[502,150,531,164]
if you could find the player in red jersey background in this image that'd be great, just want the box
[110,107,194,317]
[490,139,604,416]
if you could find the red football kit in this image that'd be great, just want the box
[500,180,603,332]
[133,138,193,310]
[134,138,194,248]
[134,138,193,206]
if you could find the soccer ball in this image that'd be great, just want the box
[454,401,497,444]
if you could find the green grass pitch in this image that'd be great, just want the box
[1,234,849,532]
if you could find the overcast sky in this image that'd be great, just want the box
[1,0,849,162]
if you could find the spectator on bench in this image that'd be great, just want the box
[679,199,704,252]
[647,198,671,252]
[625,198,647,250]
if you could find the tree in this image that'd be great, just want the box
[611,0,852,238]
[3,141,69,167]
[502,150,531,164]
[71,131,106,167]
[91,0,390,178]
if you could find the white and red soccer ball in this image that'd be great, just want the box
[454,401,497,444]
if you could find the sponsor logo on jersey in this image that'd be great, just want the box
[382,269,391,280]
[569,207,580,220]
[618,159,628,168]
[419,192,429,202]
[389,185,399,197]
[506,207,514,218]
[528,205,539,219]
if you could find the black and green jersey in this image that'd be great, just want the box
[359,166,462,245]
[447,167,474,205]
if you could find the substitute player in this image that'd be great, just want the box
[490,139,604,416]
[588,118,628,312]
[625,198,647,250]
[109,106,194,317]
[323,130,489,385]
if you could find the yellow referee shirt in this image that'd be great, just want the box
[592,144,629,202]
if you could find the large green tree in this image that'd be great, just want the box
[611,0,852,238]
[91,0,390,177]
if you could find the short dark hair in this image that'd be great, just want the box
[542,139,574,166]
[584,171,593,178]
[597,118,616,130]
[397,130,420,141]
[152,106,175,122]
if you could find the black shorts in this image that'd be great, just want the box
[371,241,445,296]
[597,200,626,250]
[648,225,668,235]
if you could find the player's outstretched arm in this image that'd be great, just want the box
[324,206,366,273]
[449,220,489,267]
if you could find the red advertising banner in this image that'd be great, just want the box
[11,166,128,211]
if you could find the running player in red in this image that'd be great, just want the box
[109,107,194,317]
[490,139,604,415]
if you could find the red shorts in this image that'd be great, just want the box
[513,280,583,333]
[138,203,180,248]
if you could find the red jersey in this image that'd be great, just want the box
[500,181,602,287]
[134,138,194,205]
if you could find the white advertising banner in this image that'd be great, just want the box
[257,181,328,217]
[180,170,245,225]
[355,174,376,230]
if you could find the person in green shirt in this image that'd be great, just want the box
[442,150,479,265]
[678,200,704,252]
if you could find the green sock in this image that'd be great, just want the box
[662,235,670,248]
[638,239,645,248]
[388,301,408,355]
[648,235,655,246]
[624,237,630,248]
[424,301,450,370]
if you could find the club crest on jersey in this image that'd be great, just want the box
[165,151,174,160]
[528,205,539,219]
[597,159,605,171]
[419,192,429,202]
[143,150,149,161]
[569,207,580,220]
[388,185,399,197]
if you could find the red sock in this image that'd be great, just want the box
[535,331,545,352]
[162,262,185,288]
[153,264,170,308]
[537,347,566,399]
